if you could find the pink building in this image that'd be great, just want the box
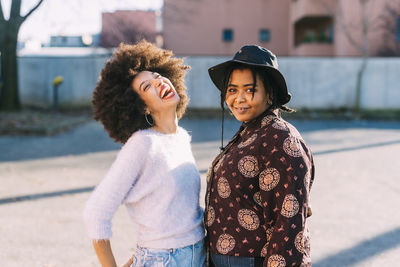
[163,0,400,56]
[100,10,159,48]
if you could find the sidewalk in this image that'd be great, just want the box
[1,118,400,266]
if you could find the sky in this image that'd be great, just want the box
[1,0,163,42]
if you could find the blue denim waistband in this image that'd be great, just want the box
[132,239,206,267]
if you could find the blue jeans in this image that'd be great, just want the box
[210,253,264,267]
[131,239,206,267]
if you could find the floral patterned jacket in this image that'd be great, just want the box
[205,109,315,267]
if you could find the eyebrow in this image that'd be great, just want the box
[227,83,255,87]
[139,72,156,91]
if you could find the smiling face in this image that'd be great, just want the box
[225,68,271,123]
[132,71,180,114]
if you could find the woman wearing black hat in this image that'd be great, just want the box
[205,45,315,267]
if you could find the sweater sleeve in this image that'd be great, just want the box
[259,131,311,267]
[82,133,151,240]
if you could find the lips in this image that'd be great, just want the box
[159,85,175,99]
[234,106,250,114]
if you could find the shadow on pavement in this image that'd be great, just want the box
[314,227,400,267]
[1,119,399,162]
[0,119,242,162]
[3,135,399,205]
[0,187,95,205]
[313,139,400,156]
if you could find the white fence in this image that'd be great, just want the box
[184,56,400,109]
[17,49,400,109]
[18,48,111,108]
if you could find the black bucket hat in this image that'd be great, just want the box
[208,45,291,105]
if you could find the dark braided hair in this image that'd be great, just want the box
[218,64,295,150]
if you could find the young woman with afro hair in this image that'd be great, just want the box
[83,40,206,267]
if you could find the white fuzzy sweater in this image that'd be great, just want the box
[83,127,204,249]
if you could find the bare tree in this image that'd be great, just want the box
[317,0,379,114]
[342,0,379,114]
[100,12,156,48]
[0,0,44,111]
[163,0,199,24]
[377,3,400,56]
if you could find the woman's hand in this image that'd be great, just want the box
[121,255,134,267]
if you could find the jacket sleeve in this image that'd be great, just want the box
[82,133,151,240]
[258,131,312,267]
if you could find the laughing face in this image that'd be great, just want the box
[225,68,271,123]
[132,71,180,114]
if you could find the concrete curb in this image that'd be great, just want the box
[0,111,91,136]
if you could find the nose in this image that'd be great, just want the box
[235,90,246,103]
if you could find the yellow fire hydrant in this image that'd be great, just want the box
[52,76,64,110]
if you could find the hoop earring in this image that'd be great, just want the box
[145,113,154,126]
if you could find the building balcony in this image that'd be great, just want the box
[292,16,334,56]
[294,16,334,46]
[292,42,334,56]
[291,0,336,23]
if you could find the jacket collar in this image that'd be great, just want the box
[221,108,279,152]
[242,107,279,132]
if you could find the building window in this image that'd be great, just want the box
[259,29,271,42]
[223,29,233,42]
[396,17,400,42]
[329,24,334,42]
[294,16,334,46]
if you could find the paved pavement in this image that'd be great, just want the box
[1,118,400,267]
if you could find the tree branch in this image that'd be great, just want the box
[163,0,198,23]
[22,0,44,22]
[361,0,369,56]
[10,0,22,19]
[376,2,400,56]
[0,1,5,21]
[316,0,335,16]
[364,0,381,32]
[336,0,363,54]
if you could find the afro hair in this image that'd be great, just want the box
[92,40,190,143]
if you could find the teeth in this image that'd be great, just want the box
[161,88,170,99]
[160,88,167,98]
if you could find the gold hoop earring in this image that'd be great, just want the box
[145,113,154,126]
